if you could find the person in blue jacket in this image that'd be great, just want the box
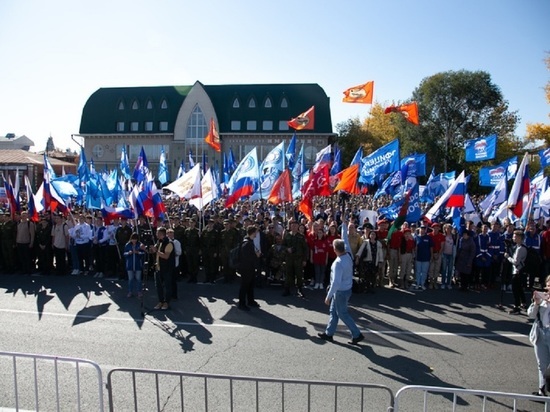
[124,233,146,297]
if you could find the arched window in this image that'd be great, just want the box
[118,101,125,110]
[280,97,288,108]
[232,97,240,108]
[161,99,168,109]
[186,104,208,140]
[132,100,139,110]
[146,99,153,109]
[248,97,256,108]
[264,97,272,108]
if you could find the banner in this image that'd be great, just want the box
[359,139,400,184]
[465,134,497,162]
[478,156,518,187]
[540,148,550,168]
[400,153,426,177]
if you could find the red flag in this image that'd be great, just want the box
[268,169,292,205]
[298,165,330,220]
[332,164,360,194]
[385,102,419,125]
[342,81,374,104]
[204,118,221,152]
[288,106,315,130]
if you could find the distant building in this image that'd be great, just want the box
[0,133,34,151]
[78,81,335,180]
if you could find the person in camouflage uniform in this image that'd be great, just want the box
[220,218,241,283]
[183,217,201,283]
[268,232,286,283]
[283,220,308,297]
[201,218,220,283]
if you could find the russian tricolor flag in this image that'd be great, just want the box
[507,152,530,218]
[225,148,259,208]
[446,172,466,208]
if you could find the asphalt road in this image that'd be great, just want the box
[0,273,543,411]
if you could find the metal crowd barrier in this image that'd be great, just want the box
[106,367,395,411]
[394,385,550,411]
[0,350,105,412]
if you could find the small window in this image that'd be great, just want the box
[264,97,272,108]
[145,121,153,131]
[130,122,139,132]
[118,101,125,110]
[161,99,168,109]
[231,120,241,131]
[116,122,125,132]
[159,121,168,131]
[246,120,257,131]
[248,98,256,108]
[280,97,288,108]
[232,98,240,108]
[132,100,139,110]
[278,121,289,131]
[146,100,153,109]
[263,120,273,131]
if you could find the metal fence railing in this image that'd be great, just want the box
[0,350,104,412]
[107,367,395,412]
[394,385,550,412]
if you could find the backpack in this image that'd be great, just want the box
[229,241,243,270]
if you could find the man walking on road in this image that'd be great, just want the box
[318,230,364,345]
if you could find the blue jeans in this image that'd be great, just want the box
[325,289,361,339]
[534,327,550,388]
[415,260,430,287]
[441,254,454,286]
[127,270,142,294]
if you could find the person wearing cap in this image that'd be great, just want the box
[221,218,241,283]
[201,219,220,283]
[375,219,389,288]
[455,229,476,292]
[427,222,445,289]
[398,228,415,288]
[183,217,200,283]
[412,225,433,290]
[282,220,308,297]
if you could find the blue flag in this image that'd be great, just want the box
[286,133,297,171]
[158,147,169,184]
[540,148,550,168]
[350,147,363,167]
[400,153,426,177]
[258,141,285,199]
[133,146,149,183]
[330,148,341,176]
[359,139,400,184]
[465,134,497,162]
[120,146,131,180]
[478,156,517,187]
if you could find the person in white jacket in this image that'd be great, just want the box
[355,231,384,293]
[527,275,550,396]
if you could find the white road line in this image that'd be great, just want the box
[0,308,245,328]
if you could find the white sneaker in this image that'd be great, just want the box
[421,286,426,291]
[71,270,78,276]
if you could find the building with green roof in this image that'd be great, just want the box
[79,81,335,180]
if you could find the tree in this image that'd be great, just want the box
[401,70,519,174]
[526,54,550,146]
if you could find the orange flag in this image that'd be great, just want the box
[298,165,330,220]
[267,169,292,205]
[288,106,315,130]
[384,102,419,125]
[333,164,360,194]
[204,118,221,152]
[342,81,374,104]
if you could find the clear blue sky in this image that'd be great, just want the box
[0,0,548,153]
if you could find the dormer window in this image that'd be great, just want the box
[161,99,168,109]
[280,97,288,108]
[232,98,240,108]
[118,101,125,110]
[248,97,256,108]
[132,100,139,110]
[264,97,272,108]
[146,99,153,109]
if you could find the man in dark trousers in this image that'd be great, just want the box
[151,227,175,311]
[237,226,261,311]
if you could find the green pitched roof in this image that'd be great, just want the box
[79,83,332,134]
[79,86,192,134]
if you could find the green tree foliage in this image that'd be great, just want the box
[403,70,519,175]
